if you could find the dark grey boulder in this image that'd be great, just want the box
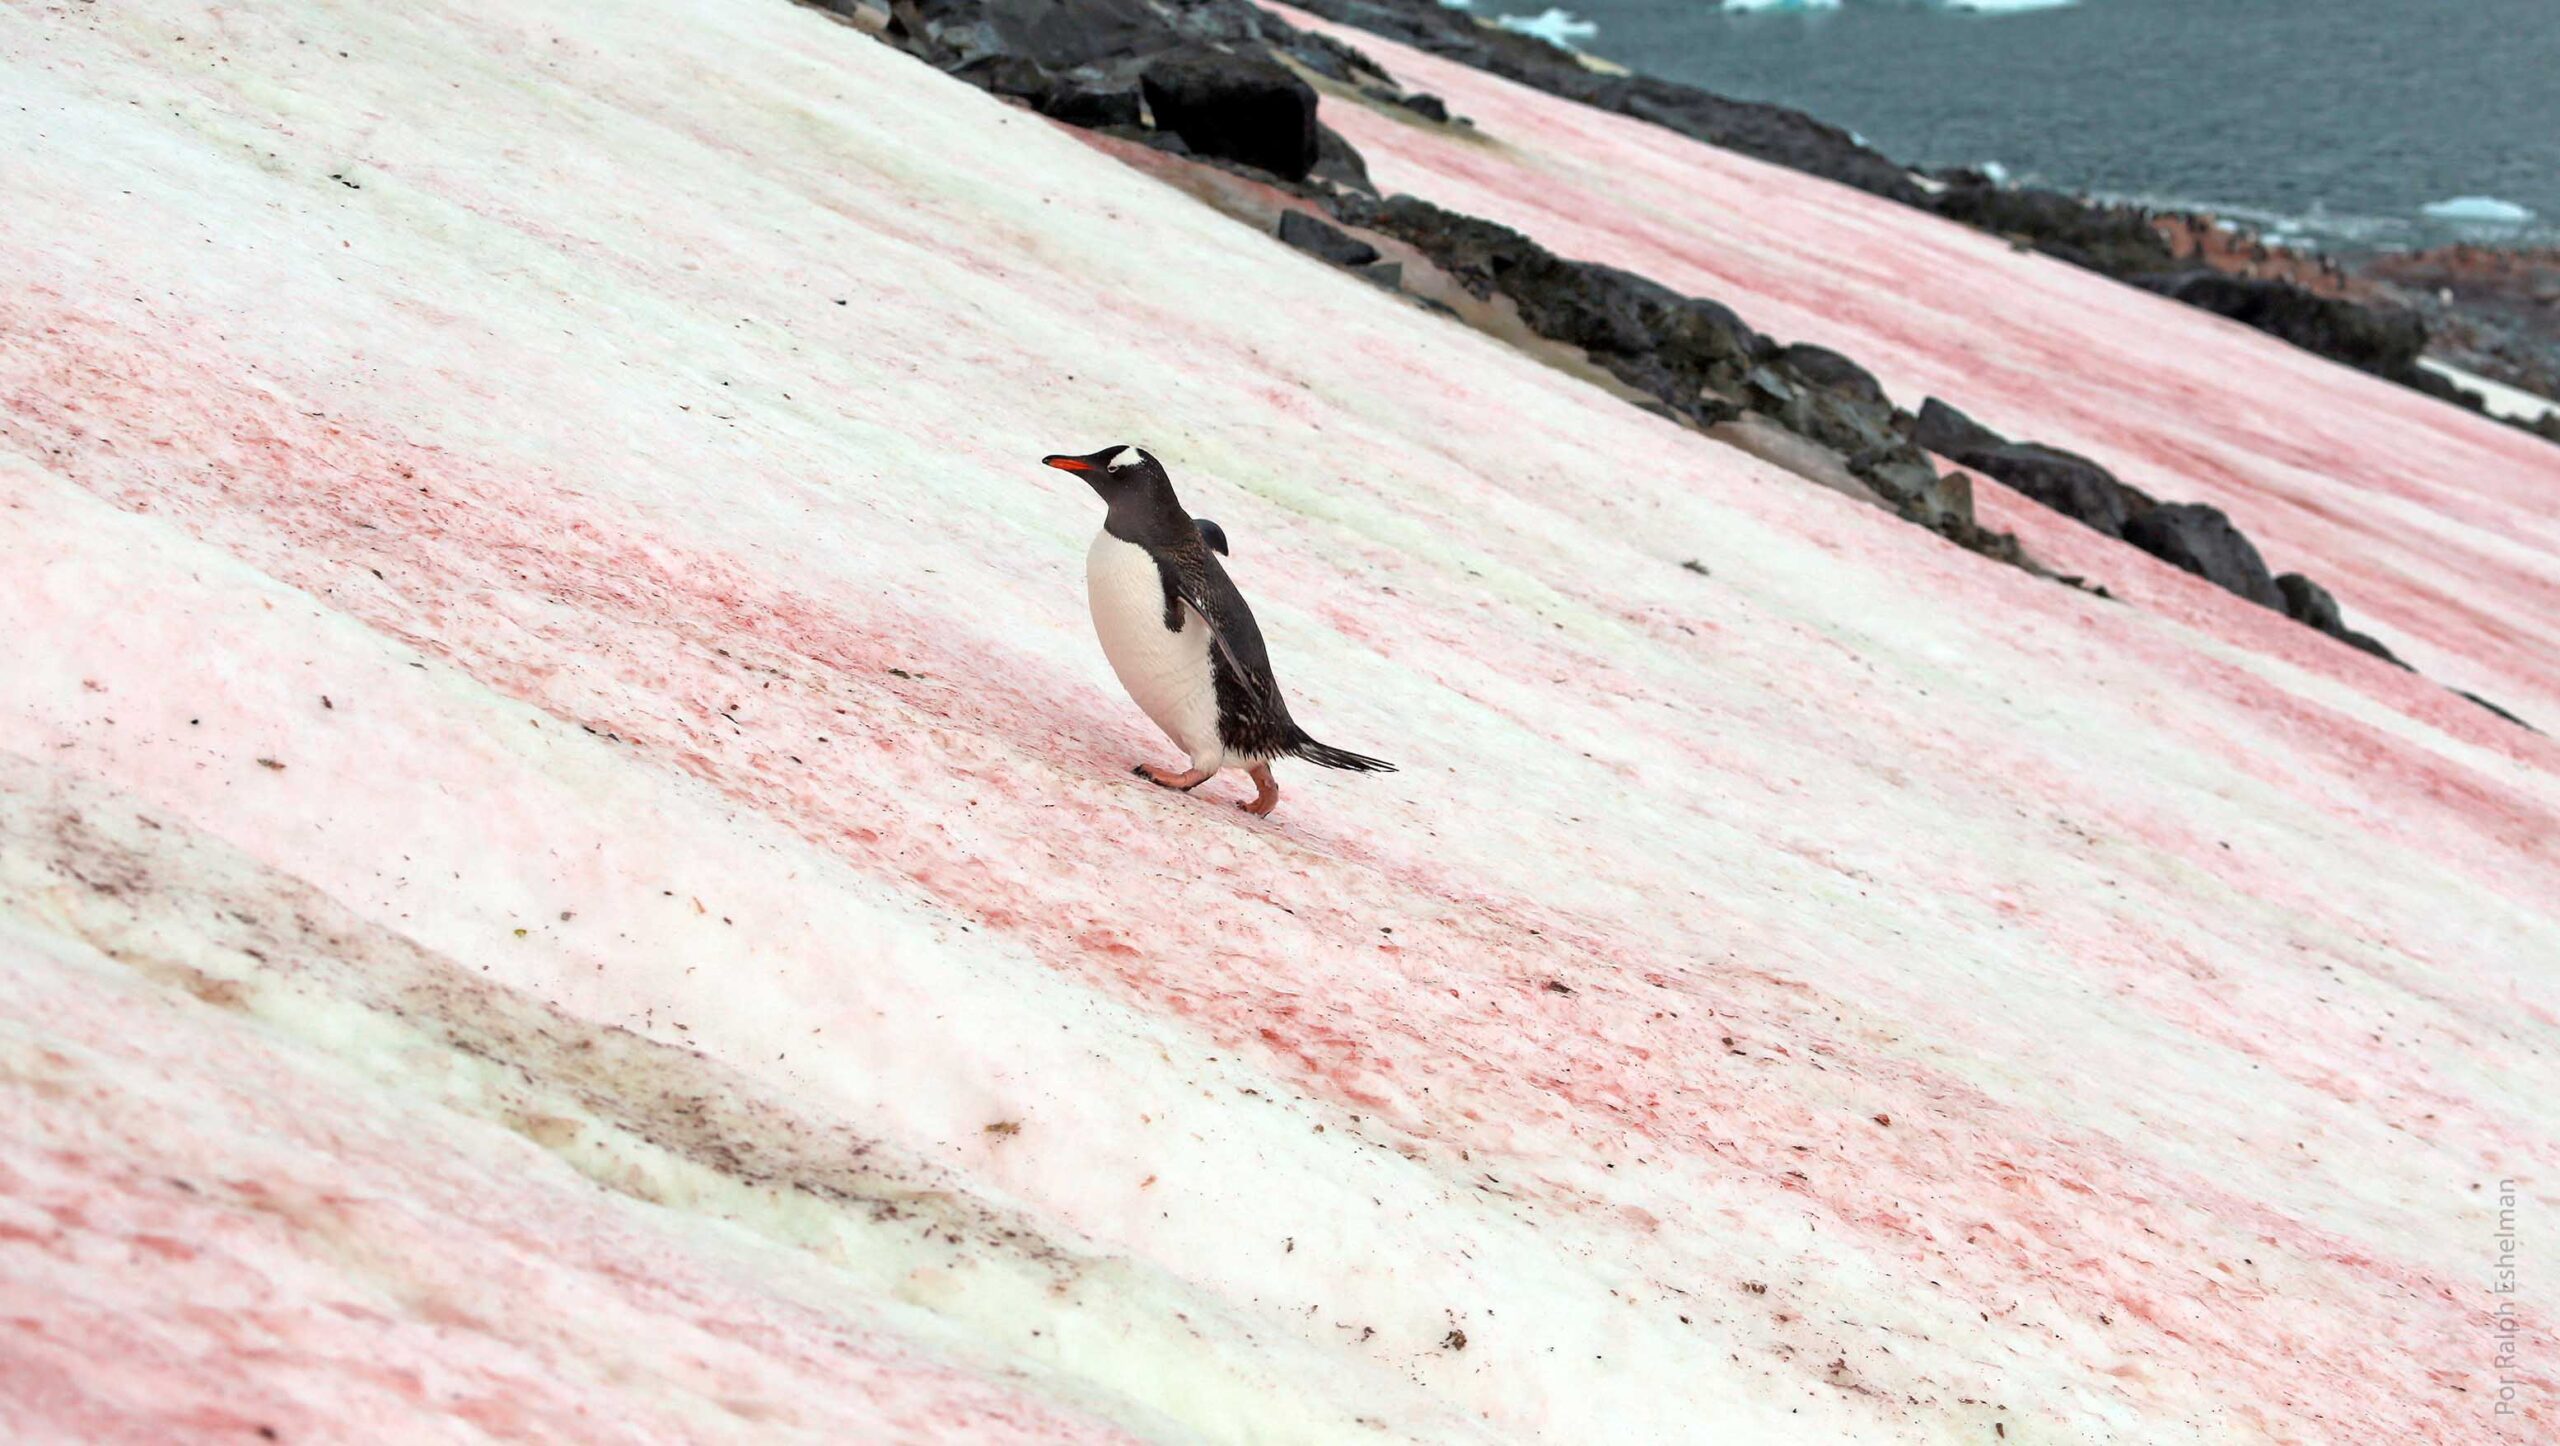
[1777,344,1886,405]
[1954,442,2153,538]
[2278,573,2406,666]
[2122,503,2285,609]
[1911,397,2008,458]
[1277,210,1380,267]
[2274,572,2344,632]
[1140,47,1319,181]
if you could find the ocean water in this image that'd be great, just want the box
[1472,0,2560,252]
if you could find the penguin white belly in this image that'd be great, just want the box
[1086,530,1226,772]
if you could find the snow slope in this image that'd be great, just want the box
[2,0,2554,1439]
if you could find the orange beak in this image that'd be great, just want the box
[1042,454,1095,472]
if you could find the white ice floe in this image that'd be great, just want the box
[1940,0,2078,13]
[2420,195,2537,225]
[1494,6,1600,46]
[1721,0,2075,12]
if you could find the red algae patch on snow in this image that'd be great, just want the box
[4,0,2558,1439]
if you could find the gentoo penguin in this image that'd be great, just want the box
[1041,444,1393,816]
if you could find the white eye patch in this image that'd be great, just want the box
[1106,446,1147,471]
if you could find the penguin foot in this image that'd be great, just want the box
[1238,763,1280,817]
[1134,763,1212,792]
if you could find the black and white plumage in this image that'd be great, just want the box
[1041,444,1392,814]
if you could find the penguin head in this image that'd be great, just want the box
[1041,444,1165,502]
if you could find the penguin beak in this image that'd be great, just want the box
[1041,454,1095,472]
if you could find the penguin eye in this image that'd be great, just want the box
[1106,446,1146,471]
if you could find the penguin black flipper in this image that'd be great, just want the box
[1193,518,1229,556]
[1156,544,1283,712]
[1157,546,1395,773]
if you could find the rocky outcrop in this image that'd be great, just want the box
[2121,504,2284,610]
[1329,192,1987,540]
[2132,273,2448,395]
[1957,442,2156,540]
[1908,397,2006,459]
[1141,47,1319,179]
[2276,573,2403,666]
[847,0,1440,196]
[1930,179,2185,278]
[1777,344,1886,406]
[1909,401,2419,670]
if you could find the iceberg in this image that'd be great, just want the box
[2420,195,2536,225]
[1494,6,1600,46]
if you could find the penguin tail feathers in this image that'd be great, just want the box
[1290,734,1397,774]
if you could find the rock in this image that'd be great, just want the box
[2121,503,2284,609]
[1034,82,1143,128]
[2459,691,2538,731]
[1337,196,1760,382]
[1277,210,1380,267]
[2274,572,2344,632]
[1396,92,1449,123]
[2136,273,2429,384]
[1610,78,1922,205]
[1777,344,1886,405]
[1280,29,1395,88]
[2339,627,2407,666]
[1953,442,2153,538]
[1357,260,1403,290]
[1312,122,1374,194]
[1910,397,2007,458]
[1861,453,1973,529]
[916,0,1178,70]
[1929,181,2184,279]
[1139,47,1320,180]
[2277,573,2406,666]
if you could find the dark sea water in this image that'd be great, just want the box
[1473,0,2560,253]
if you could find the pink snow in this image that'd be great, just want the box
[2,0,2554,1439]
